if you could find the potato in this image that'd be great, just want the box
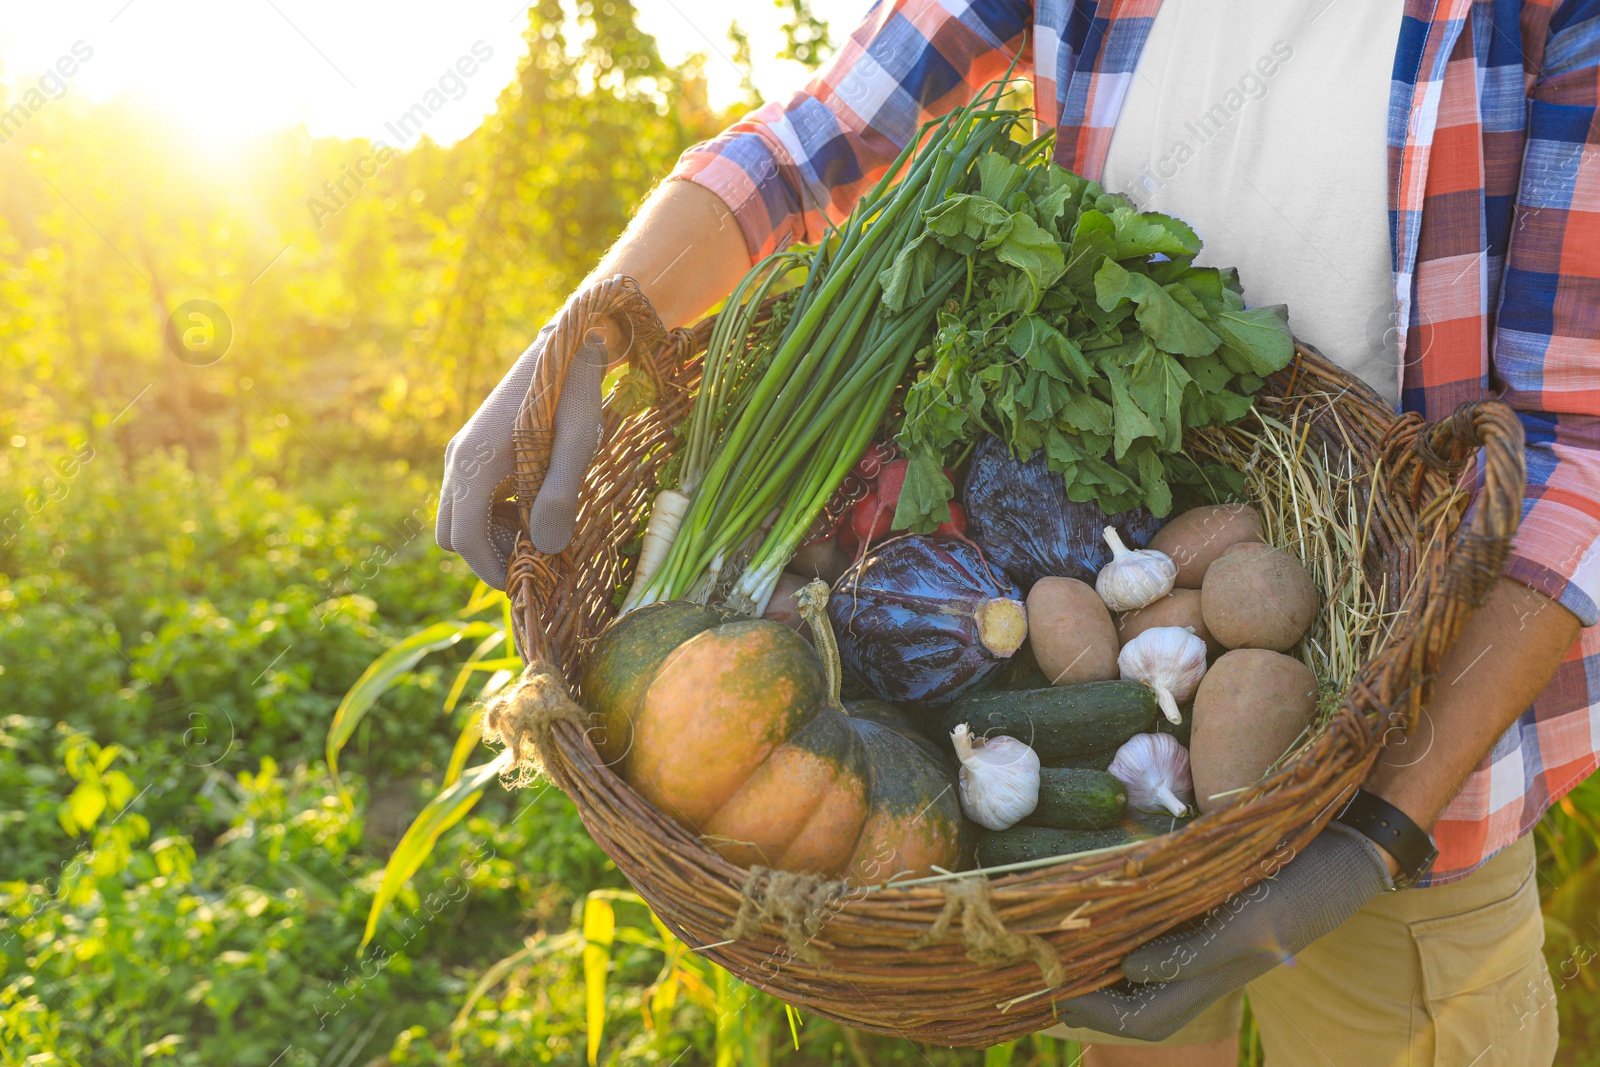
[1190,649,1318,811]
[1026,577,1119,685]
[1115,589,1224,660]
[761,571,814,633]
[1148,504,1263,588]
[789,538,853,585]
[1200,542,1319,651]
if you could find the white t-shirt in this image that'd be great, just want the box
[1100,0,1407,407]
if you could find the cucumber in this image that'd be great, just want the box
[1023,767,1126,831]
[942,681,1159,766]
[976,825,1131,868]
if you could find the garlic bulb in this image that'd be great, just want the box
[951,723,1039,831]
[1108,732,1194,817]
[1095,527,1177,611]
[1117,625,1207,724]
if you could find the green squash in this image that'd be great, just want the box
[582,601,719,774]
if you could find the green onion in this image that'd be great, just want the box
[622,84,1028,613]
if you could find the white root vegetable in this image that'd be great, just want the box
[621,488,691,612]
[741,557,787,619]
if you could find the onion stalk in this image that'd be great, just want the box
[622,82,1028,613]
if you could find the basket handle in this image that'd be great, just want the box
[1399,399,1525,706]
[1414,399,1526,606]
[511,275,666,511]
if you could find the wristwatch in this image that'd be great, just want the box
[1334,788,1439,890]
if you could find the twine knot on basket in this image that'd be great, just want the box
[909,878,1065,988]
[481,662,587,788]
[725,867,851,965]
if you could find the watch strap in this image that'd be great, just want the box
[1334,788,1438,889]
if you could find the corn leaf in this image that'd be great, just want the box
[583,894,617,1066]
[677,966,717,1012]
[444,668,513,788]
[1543,850,1600,931]
[462,657,523,672]
[650,961,681,1034]
[454,581,506,619]
[441,630,506,718]
[984,1041,1017,1067]
[714,967,741,1067]
[326,620,496,785]
[443,717,483,789]
[359,751,510,952]
[646,909,687,1036]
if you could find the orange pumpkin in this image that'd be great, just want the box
[585,593,963,883]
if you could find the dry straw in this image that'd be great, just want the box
[493,276,1526,1046]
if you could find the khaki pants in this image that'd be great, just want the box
[1045,835,1558,1065]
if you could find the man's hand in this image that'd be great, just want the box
[436,326,608,586]
[435,180,750,587]
[1053,825,1392,1042]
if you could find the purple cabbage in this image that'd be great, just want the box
[963,435,1163,589]
[829,536,1026,706]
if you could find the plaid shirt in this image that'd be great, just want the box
[669,0,1600,885]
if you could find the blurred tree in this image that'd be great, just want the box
[728,20,762,105]
[0,1,726,476]
[777,0,835,70]
[426,0,725,427]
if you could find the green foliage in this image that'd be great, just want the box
[326,617,500,787]
[1538,777,1600,1064]
[0,710,600,1065]
[895,145,1291,527]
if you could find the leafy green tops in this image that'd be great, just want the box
[890,146,1293,529]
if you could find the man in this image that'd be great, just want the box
[438,1,1600,1061]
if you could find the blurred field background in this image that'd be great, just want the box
[2,2,1598,1064]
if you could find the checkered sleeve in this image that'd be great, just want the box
[1493,5,1600,627]
[667,0,1033,263]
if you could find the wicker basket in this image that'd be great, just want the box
[497,274,1526,1047]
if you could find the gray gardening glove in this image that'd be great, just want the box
[437,324,608,588]
[1052,824,1393,1042]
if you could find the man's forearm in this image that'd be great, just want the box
[1364,577,1579,837]
[582,181,753,358]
